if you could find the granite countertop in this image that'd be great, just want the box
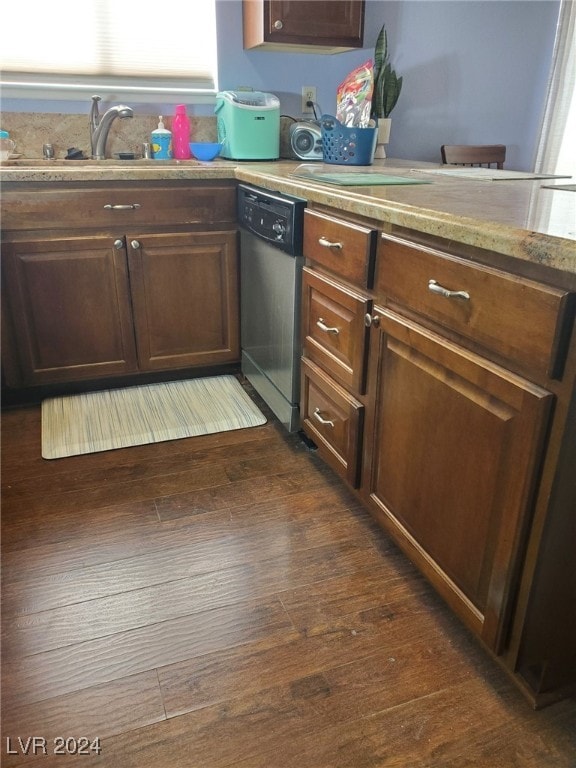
[2,157,575,278]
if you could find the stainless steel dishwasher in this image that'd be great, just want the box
[238,183,306,432]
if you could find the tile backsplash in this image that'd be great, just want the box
[1,112,295,160]
[0,113,218,159]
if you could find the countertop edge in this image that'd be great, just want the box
[2,160,575,279]
[234,168,576,278]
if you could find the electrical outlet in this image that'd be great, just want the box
[301,86,317,114]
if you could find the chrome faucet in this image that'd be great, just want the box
[90,95,134,160]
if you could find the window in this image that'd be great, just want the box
[0,0,218,103]
[528,0,575,236]
[535,0,575,176]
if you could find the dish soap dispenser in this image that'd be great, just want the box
[151,116,172,160]
[172,104,191,160]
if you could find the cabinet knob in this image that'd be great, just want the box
[130,240,141,250]
[274,19,283,30]
[113,239,124,250]
[364,313,380,328]
[313,408,335,428]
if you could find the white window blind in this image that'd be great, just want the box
[0,0,217,100]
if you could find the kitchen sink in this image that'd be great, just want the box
[1,158,208,168]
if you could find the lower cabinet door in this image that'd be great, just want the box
[301,357,364,487]
[362,308,553,653]
[2,237,138,386]
[127,231,240,371]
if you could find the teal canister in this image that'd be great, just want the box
[151,116,172,159]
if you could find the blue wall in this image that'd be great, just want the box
[2,0,560,170]
[217,0,560,170]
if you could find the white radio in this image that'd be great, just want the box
[289,121,323,161]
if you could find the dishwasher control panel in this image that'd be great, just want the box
[237,183,306,255]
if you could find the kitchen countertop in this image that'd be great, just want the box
[2,157,575,279]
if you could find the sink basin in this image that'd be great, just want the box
[1,158,206,168]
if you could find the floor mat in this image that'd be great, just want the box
[41,376,267,459]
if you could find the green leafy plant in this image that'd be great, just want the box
[372,24,403,119]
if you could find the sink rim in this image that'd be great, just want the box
[0,158,213,169]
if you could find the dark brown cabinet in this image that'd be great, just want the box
[1,182,239,388]
[128,231,239,372]
[243,0,365,53]
[300,207,576,707]
[362,306,552,653]
[300,211,377,486]
[2,236,137,385]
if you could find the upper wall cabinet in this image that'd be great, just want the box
[243,0,365,53]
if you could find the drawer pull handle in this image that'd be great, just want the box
[316,318,340,335]
[103,203,142,210]
[318,236,343,250]
[313,408,335,428]
[428,279,470,301]
[130,240,141,249]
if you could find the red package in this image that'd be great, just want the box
[336,60,374,127]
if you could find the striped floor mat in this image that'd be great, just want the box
[41,376,267,459]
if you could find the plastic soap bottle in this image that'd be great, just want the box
[0,129,15,161]
[172,104,191,160]
[151,116,172,160]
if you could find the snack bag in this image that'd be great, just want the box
[336,60,374,127]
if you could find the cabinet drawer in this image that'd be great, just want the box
[377,235,573,379]
[301,357,364,487]
[1,183,237,231]
[302,266,370,394]
[304,209,377,287]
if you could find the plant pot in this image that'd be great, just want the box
[374,118,391,159]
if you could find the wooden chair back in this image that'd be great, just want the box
[441,144,506,169]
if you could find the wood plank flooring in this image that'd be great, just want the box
[2,380,575,767]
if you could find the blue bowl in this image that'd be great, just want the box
[189,142,222,161]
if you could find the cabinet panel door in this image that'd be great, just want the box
[2,238,137,386]
[265,1,364,46]
[128,231,240,371]
[363,308,553,652]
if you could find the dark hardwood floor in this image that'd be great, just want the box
[2,379,575,767]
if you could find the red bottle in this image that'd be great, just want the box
[172,104,191,159]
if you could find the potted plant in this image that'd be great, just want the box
[372,24,403,158]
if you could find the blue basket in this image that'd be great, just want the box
[320,115,378,165]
